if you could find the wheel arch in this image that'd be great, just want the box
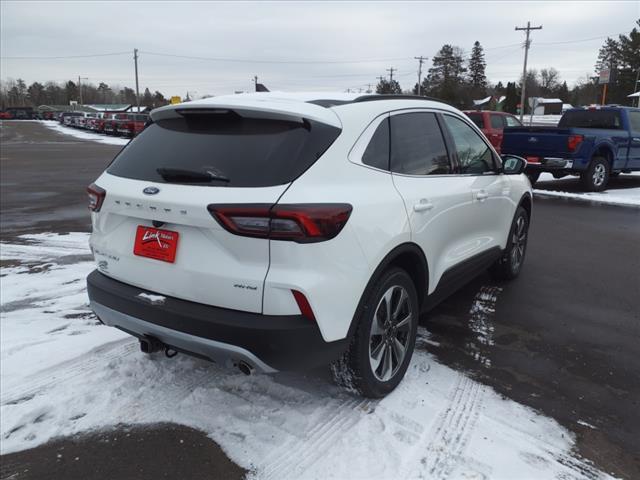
[518,192,532,220]
[592,142,615,167]
[346,242,429,340]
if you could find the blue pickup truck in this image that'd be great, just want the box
[501,106,640,191]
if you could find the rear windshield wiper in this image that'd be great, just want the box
[156,167,230,183]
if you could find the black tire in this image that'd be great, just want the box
[331,268,419,398]
[580,156,610,192]
[490,206,529,281]
[526,171,540,186]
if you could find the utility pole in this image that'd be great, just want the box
[78,75,88,105]
[134,48,140,111]
[515,21,542,122]
[253,75,258,91]
[386,67,396,82]
[414,56,428,96]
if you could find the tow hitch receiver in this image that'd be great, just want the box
[139,335,163,354]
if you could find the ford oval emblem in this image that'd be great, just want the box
[143,186,160,195]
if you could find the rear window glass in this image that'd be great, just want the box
[107,112,341,187]
[466,113,484,129]
[559,110,622,129]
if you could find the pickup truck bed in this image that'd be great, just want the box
[501,107,640,191]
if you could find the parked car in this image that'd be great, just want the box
[60,112,84,126]
[84,113,100,130]
[116,113,149,137]
[0,111,12,119]
[86,93,532,398]
[463,110,522,153]
[104,113,129,135]
[502,106,640,190]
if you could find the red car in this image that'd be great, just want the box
[115,113,149,137]
[463,111,522,153]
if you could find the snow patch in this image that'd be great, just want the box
[577,420,597,429]
[535,172,640,207]
[0,234,614,480]
[39,121,130,146]
[137,293,166,305]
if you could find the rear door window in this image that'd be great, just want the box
[490,114,504,129]
[628,111,640,132]
[390,112,451,175]
[107,112,341,187]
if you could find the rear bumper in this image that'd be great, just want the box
[87,270,347,372]
[526,157,574,170]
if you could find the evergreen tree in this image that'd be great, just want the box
[27,82,44,106]
[503,82,519,114]
[64,80,78,103]
[468,41,487,98]
[376,79,402,94]
[426,44,467,106]
[142,87,154,107]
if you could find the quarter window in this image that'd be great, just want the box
[362,118,390,170]
[443,115,496,175]
[390,113,451,175]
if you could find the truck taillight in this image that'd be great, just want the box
[87,183,106,212]
[207,204,353,243]
[567,134,583,152]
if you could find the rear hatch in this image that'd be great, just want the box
[501,126,575,157]
[90,106,341,313]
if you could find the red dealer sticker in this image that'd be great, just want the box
[133,226,179,263]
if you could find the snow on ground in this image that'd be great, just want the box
[40,120,130,146]
[534,172,640,207]
[0,233,615,479]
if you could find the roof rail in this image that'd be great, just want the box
[353,94,450,105]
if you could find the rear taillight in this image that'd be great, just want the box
[87,183,106,212]
[567,134,584,152]
[207,203,352,243]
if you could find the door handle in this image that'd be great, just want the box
[413,199,434,212]
[475,190,489,201]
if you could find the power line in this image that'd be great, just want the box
[0,51,131,60]
[139,51,410,65]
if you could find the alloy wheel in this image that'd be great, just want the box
[510,215,527,269]
[592,163,606,187]
[369,285,414,382]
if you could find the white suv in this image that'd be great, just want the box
[87,93,531,398]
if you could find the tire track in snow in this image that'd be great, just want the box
[398,373,486,480]
[1,338,136,406]
[260,397,370,480]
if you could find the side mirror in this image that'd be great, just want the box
[501,154,527,175]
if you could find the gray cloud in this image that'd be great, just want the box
[1,1,637,97]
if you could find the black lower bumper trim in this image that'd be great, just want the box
[87,270,347,371]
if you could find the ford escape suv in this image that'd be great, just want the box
[87,92,532,398]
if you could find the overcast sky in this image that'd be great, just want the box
[1,1,638,97]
